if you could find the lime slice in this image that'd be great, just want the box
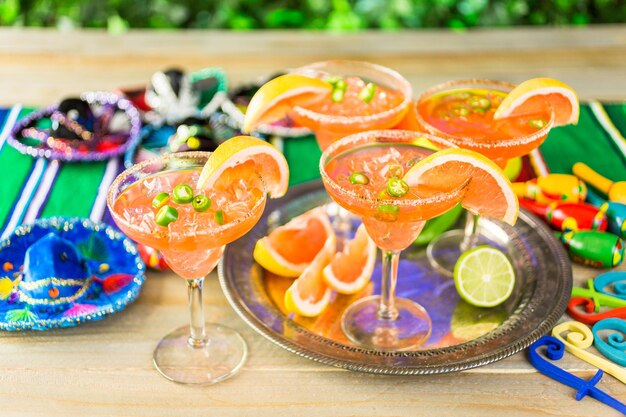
[453,246,515,308]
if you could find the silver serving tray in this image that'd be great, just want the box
[219,180,572,374]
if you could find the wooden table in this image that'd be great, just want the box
[1,26,626,417]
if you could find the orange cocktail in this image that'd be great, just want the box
[416,80,554,164]
[108,151,266,385]
[415,80,554,274]
[320,130,468,351]
[290,61,412,150]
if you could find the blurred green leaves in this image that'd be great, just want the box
[0,0,623,30]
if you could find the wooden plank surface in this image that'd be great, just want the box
[1,26,626,106]
[1,26,626,417]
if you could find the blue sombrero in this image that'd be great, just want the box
[0,217,145,331]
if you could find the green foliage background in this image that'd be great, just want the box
[0,0,624,31]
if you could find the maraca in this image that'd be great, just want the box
[512,174,586,205]
[587,188,626,239]
[557,229,624,268]
[573,162,626,204]
[519,199,607,232]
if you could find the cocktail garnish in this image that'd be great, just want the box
[152,192,170,209]
[375,204,400,222]
[386,178,409,198]
[324,75,343,87]
[386,163,404,179]
[358,82,376,103]
[172,183,194,204]
[215,210,225,225]
[452,106,470,117]
[469,97,491,111]
[331,79,347,103]
[349,172,370,185]
[493,77,580,126]
[155,205,179,227]
[529,119,547,129]
[192,195,211,212]
[407,157,420,168]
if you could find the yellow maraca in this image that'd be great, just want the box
[573,162,626,204]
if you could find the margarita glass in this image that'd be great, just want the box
[108,151,266,384]
[415,80,555,275]
[290,60,413,150]
[320,130,468,350]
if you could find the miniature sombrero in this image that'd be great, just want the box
[0,217,145,331]
[7,92,142,162]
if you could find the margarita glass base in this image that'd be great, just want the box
[153,323,247,385]
[426,229,493,277]
[341,295,432,351]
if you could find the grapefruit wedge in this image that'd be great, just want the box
[284,235,335,317]
[254,207,336,277]
[323,224,377,295]
[197,135,289,198]
[404,148,519,225]
[493,77,579,126]
[243,74,332,133]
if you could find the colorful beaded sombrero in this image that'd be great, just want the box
[0,217,145,331]
[7,92,142,162]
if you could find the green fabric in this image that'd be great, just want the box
[604,103,626,137]
[0,108,37,226]
[40,161,107,218]
[281,134,322,185]
[0,146,36,226]
[539,103,626,181]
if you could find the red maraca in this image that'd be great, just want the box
[519,199,607,232]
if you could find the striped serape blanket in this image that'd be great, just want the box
[0,101,625,238]
[0,106,125,239]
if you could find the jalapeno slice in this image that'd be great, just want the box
[215,210,225,225]
[349,172,370,185]
[529,119,547,129]
[192,195,211,212]
[359,82,376,103]
[387,178,409,197]
[155,205,179,227]
[172,183,194,204]
[152,192,170,209]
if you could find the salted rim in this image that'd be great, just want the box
[414,79,556,151]
[106,151,267,240]
[290,60,413,127]
[319,129,469,210]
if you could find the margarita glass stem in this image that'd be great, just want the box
[187,278,208,347]
[378,250,400,321]
[461,213,480,252]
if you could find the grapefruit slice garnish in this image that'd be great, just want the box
[253,207,335,278]
[493,77,579,127]
[197,135,289,198]
[243,74,332,133]
[323,224,377,295]
[284,233,335,317]
[404,148,519,225]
